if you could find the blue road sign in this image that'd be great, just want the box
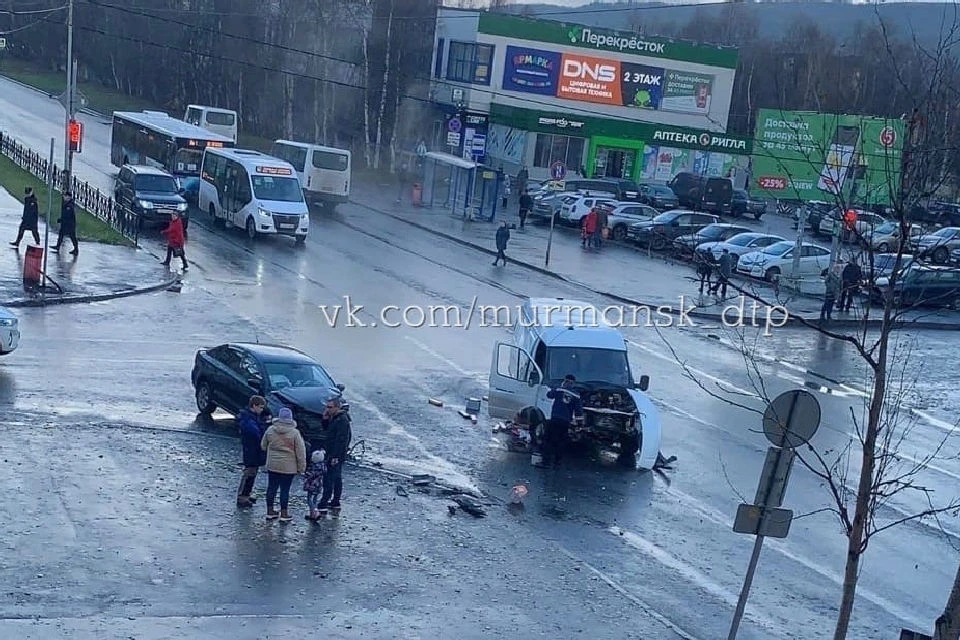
[550,160,566,181]
[448,117,462,134]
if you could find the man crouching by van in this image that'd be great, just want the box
[544,374,583,467]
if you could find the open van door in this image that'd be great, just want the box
[488,342,542,419]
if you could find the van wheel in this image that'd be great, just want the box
[246,217,257,240]
[612,224,627,241]
[295,235,306,246]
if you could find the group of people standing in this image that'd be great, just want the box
[236,394,352,522]
[11,186,78,254]
[580,203,609,251]
[695,249,735,298]
[820,259,862,321]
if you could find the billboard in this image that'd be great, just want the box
[500,46,711,116]
[750,109,905,206]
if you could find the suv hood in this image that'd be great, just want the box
[136,191,186,205]
[272,386,340,413]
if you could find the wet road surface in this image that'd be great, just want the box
[1,74,959,638]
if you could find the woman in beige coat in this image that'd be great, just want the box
[260,407,306,522]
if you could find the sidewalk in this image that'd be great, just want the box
[0,188,176,307]
[351,176,960,331]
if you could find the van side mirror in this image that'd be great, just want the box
[336,383,345,392]
[527,370,541,387]
[636,375,650,392]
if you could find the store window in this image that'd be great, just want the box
[446,41,493,85]
[533,134,585,171]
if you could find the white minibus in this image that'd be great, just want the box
[271,140,351,209]
[185,105,238,142]
[199,148,308,245]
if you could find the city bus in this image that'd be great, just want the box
[184,104,239,142]
[110,110,235,200]
[270,140,351,210]
[199,148,309,245]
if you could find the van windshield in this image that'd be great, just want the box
[252,175,303,202]
[545,347,630,387]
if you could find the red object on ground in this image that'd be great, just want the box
[161,217,185,248]
[412,183,423,207]
[23,245,43,290]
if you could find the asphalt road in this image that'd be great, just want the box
[1,74,959,639]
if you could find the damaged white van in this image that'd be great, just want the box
[487,297,663,470]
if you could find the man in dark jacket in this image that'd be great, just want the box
[236,395,268,508]
[518,189,533,229]
[710,249,734,298]
[53,191,78,255]
[493,221,510,266]
[10,186,40,248]
[318,396,351,514]
[838,259,862,312]
[543,374,583,467]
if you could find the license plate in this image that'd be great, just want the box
[278,223,295,230]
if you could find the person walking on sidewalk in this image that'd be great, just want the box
[820,266,841,322]
[839,259,862,312]
[695,251,714,294]
[594,204,609,250]
[317,397,351,516]
[260,407,306,522]
[236,395,268,508]
[582,208,598,249]
[518,189,533,230]
[710,249,733,298]
[53,191,78,255]
[493,221,510,266]
[516,166,529,195]
[160,211,188,271]
[10,187,40,248]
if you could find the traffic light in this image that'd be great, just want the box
[68,119,83,153]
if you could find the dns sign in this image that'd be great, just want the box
[68,119,83,153]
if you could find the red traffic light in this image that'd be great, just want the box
[68,119,83,153]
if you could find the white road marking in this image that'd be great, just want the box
[402,335,483,379]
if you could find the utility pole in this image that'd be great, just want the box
[62,0,75,189]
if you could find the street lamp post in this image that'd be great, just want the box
[61,0,75,189]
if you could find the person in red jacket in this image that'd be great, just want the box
[160,211,188,270]
[582,208,598,249]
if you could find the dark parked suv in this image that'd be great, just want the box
[730,189,766,219]
[114,165,189,229]
[627,210,719,250]
[667,172,733,214]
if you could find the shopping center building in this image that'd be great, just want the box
[428,10,753,185]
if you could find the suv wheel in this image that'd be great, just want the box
[195,381,216,415]
[765,266,781,283]
[612,224,628,241]
[934,246,950,264]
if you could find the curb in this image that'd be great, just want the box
[2,273,178,308]
[355,199,960,332]
[0,74,107,119]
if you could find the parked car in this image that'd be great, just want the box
[556,179,618,199]
[114,164,189,229]
[673,222,752,255]
[792,201,835,231]
[596,178,641,202]
[915,226,960,263]
[667,172,706,208]
[531,191,578,223]
[0,306,20,356]
[700,177,734,216]
[558,195,617,227]
[604,203,659,241]
[817,208,885,242]
[730,189,766,219]
[191,343,345,445]
[865,221,924,254]
[869,253,914,281]
[736,240,831,282]
[696,232,786,268]
[637,183,679,210]
[871,264,960,308]
[627,210,719,251]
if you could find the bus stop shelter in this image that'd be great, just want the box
[421,151,501,221]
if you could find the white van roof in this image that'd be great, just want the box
[187,104,236,114]
[524,298,627,350]
[205,148,295,175]
[274,139,351,156]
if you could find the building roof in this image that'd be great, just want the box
[113,111,234,142]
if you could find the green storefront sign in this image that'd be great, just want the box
[750,108,905,206]
[490,104,752,155]
[477,13,739,69]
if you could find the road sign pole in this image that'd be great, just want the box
[545,207,556,268]
[728,532,765,640]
